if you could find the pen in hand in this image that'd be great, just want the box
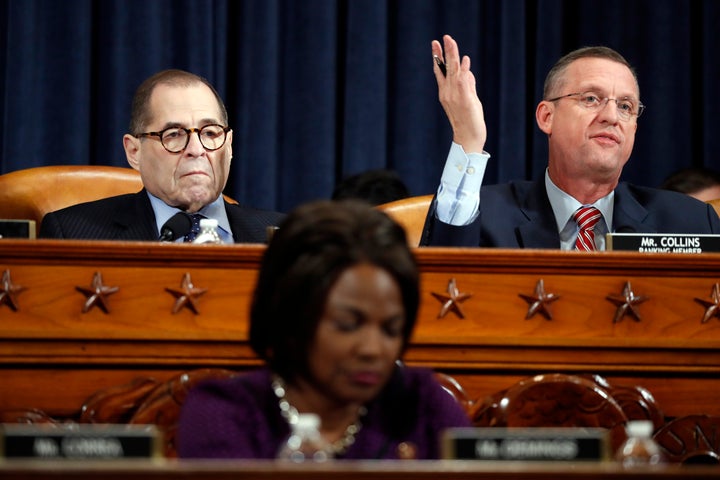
[433,55,447,77]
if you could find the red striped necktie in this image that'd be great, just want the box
[573,206,602,251]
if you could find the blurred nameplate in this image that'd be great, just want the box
[0,424,160,459]
[606,233,720,253]
[0,219,35,239]
[442,427,609,461]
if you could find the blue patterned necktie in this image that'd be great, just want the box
[184,214,204,243]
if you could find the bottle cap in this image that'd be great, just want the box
[625,420,654,438]
[199,218,219,229]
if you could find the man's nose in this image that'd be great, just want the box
[184,130,206,155]
[598,98,620,122]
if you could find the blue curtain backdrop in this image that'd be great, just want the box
[1,0,719,213]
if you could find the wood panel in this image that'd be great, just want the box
[1,240,719,421]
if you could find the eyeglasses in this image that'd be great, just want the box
[134,124,231,153]
[547,91,645,121]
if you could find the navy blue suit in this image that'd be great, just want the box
[39,189,284,243]
[421,179,720,248]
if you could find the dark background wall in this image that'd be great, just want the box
[1,0,718,213]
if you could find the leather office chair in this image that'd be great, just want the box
[470,373,664,454]
[376,194,433,247]
[0,165,144,230]
[707,198,720,218]
[653,414,720,464]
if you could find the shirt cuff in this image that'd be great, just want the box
[435,142,489,225]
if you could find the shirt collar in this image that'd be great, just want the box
[147,192,232,241]
[544,169,614,232]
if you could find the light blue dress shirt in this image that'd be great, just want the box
[435,142,489,225]
[544,171,613,251]
[148,192,233,243]
[435,143,614,250]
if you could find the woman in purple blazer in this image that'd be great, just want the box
[176,200,471,460]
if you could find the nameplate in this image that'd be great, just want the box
[0,424,160,459]
[442,427,609,461]
[606,233,720,253]
[0,219,36,239]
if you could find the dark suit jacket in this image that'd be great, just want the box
[39,190,285,243]
[421,179,720,248]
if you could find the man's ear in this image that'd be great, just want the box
[123,134,141,171]
[536,101,554,135]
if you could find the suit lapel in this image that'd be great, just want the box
[226,202,258,243]
[112,190,160,240]
[612,183,655,233]
[508,181,656,246]
[514,179,562,248]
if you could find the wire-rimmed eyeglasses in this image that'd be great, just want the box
[134,124,231,153]
[547,91,645,121]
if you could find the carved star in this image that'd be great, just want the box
[606,281,649,323]
[165,273,207,314]
[0,269,26,311]
[75,272,119,314]
[519,279,559,320]
[694,283,720,323]
[431,278,472,319]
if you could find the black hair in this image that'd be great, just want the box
[661,167,720,195]
[332,169,410,206]
[249,199,419,382]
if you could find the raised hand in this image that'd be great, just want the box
[432,35,487,154]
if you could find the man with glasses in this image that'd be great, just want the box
[422,36,720,249]
[40,69,283,242]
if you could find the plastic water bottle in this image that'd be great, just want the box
[615,420,665,466]
[191,218,223,244]
[276,413,332,462]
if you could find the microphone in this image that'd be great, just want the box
[159,212,192,242]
